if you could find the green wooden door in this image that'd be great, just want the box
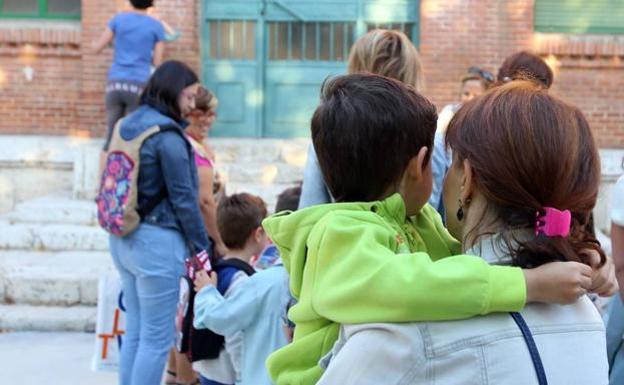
[202,0,419,138]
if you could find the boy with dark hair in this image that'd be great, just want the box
[275,184,302,213]
[262,73,600,385]
[193,192,291,385]
[192,193,267,385]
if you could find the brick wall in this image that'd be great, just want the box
[419,0,624,148]
[0,25,81,135]
[0,0,622,147]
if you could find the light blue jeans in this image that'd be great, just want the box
[110,223,187,385]
[607,296,624,385]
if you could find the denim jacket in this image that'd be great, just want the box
[119,105,211,254]
[298,145,332,209]
[319,235,608,385]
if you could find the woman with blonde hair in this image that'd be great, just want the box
[298,29,424,208]
[347,29,424,91]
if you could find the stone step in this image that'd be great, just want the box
[212,138,309,166]
[218,162,303,186]
[2,194,96,225]
[0,304,96,332]
[0,222,108,251]
[0,251,114,306]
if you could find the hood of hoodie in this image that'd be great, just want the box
[120,105,188,141]
[262,194,406,299]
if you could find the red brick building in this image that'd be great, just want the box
[0,0,622,147]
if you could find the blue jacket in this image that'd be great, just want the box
[119,105,211,254]
[429,130,452,215]
[194,265,290,385]
[298,145,332,209]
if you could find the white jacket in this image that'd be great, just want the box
[318,236,609,385]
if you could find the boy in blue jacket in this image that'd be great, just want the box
[193,188,298,385]
[192,193,268,385]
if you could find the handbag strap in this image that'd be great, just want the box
[510,312,548,385]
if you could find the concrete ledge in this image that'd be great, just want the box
[4,194,96,225]
[0,251,113,306]
[0,304,96,332]
[0,223,108,251]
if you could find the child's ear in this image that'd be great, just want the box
[254,226,266,243]
[461,158,474,203]
[407,147,429,181]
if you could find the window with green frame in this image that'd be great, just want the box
[0,0,80,20]
[535,0,624,34]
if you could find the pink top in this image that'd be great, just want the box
[194,152,214,168]
[187,134,214,169]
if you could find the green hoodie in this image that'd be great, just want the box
[263,193,526,385]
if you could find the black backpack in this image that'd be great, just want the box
[175,258,256,362]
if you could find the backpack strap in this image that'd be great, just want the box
[509,312,548,385]
[135,123,186,220]
[214,259,255,295]
[215,258,257,276]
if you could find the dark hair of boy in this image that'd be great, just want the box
[311,73,437,202]
[275,184,302,213]
[217,193,268,249]
[140,60,198,122]
[130,0,154,10]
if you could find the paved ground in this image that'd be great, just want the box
[1,332,118,384]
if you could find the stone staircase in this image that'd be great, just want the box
[0,137,307,332]
[0,196,109,332]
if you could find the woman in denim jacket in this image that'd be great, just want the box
[109,60,212,385]
[318,82,615,385]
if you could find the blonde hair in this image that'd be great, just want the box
[347,29,424,92]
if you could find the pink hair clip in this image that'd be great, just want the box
[535,207,571,238]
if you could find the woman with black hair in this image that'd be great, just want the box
[108,60,212,385]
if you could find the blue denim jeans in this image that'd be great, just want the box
[110,223,187,385]
[199,375,231,385]
[607,296,624,385]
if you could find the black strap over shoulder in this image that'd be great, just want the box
[214,258,257,276]
[186,258,256,362]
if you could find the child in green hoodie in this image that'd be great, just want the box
[262,74,606,385]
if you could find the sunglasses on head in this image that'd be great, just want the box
[467,66,495,83]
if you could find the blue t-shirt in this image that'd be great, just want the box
[108,12,165,83]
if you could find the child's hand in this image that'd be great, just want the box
[524,261,592,304]
[194,270,217,292]
[584,249,618,297]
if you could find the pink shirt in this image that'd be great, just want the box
[194,152,214,168]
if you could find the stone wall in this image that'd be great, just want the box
[0,135,307,213]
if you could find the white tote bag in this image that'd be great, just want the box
[91,272,126,372]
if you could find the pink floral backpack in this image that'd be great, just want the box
[96,120,173,236]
